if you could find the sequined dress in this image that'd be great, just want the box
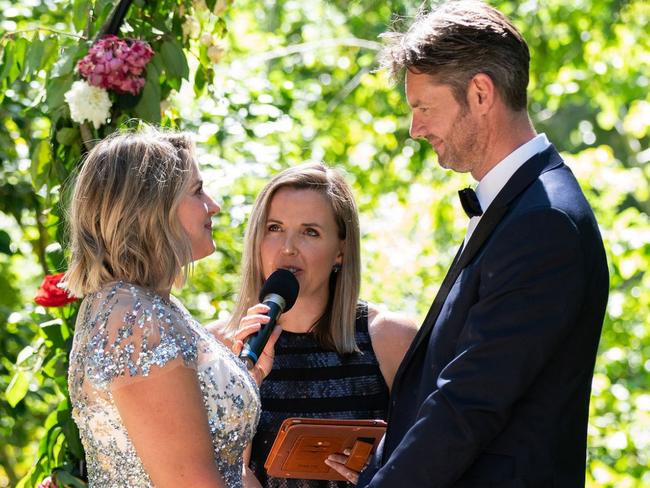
[68,282,260,487]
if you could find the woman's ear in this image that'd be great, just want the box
[335,241,345,266]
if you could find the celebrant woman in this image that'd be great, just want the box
[214,162,418,487]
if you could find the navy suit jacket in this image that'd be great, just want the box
[359,146,608,487]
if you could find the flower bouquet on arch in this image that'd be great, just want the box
[64,35,154,131]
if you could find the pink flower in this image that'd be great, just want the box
[77,35,154,96]
[37,475,57,488]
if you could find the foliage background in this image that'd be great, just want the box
[1,0,648,486]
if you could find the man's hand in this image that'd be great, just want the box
[325,449,360,485]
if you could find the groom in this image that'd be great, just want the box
[328,1,608,486]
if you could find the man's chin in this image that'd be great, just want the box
[436,156,452,170]
[438,158,472,174]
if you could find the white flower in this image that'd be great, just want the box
[213,0,227,16]
[64,80,111,129]
[182,17,201,39]
[200,33,214,47]
[207,44,225,64]
[193,0,208,11]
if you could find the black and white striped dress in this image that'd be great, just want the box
[249,302,390,488]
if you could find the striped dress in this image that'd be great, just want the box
[249,302,390,488]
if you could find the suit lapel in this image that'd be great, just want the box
[390,146,565,396]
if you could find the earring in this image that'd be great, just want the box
[332,264,342,274]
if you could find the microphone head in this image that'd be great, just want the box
[259,269,300,312]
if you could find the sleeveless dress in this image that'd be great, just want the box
[68,281,260,487]
[249,302,389,488]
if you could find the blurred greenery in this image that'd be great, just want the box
[1,0,648,486]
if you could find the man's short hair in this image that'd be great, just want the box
[379,0,530,111]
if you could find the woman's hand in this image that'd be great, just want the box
[233,303,282,386]
[325,449,360,485]
[205,319,234,349]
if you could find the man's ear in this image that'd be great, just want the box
[468,73,496,114]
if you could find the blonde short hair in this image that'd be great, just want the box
[228,162,361,354]
[64,128,196,296]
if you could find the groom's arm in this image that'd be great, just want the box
[361,208,586,487]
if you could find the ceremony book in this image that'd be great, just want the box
[264,418,387,480]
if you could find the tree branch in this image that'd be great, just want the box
[237,37,382,66]
[1,28,86,41]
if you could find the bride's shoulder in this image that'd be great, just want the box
[77,282,201,388]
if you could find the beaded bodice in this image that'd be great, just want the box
[68,282,260,487]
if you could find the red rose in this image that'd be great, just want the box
[34,273,78,307]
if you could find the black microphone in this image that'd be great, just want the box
[239,268,300,369]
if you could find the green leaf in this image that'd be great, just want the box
[16,345,36,366]
[6,370,30,407]
[57,399,85,460]
[45,74,74,111]
[134,64,161,123]
[54,470,86,488]
[51,45,79,78]
[0,230,11,255]
[150,52,164,74]
[40,37,60,71]
[0,42,15,83]
[11,37,28,83]
[56,127,80,146]
[42,351,67,379]
[46,241,67,272]
[72,0,88,32]
[24,34,44,79]
[40,319,66,349]
[160,39,189,81]
[215,17,228,37]
[194,64,207,96]
[30,140,53,192]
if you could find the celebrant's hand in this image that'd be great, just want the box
[235,303,282,385]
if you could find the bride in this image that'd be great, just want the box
[64,128,277,487]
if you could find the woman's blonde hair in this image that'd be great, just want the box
[64,128,196,296]
[228,162,361,354]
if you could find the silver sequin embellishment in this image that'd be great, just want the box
[68,282,260,487]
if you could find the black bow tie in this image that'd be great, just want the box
[458,188,483,218]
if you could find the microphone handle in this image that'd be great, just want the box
[239,299,283,370]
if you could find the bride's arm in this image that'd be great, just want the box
[242,445,262,488]
[112,364,225,488]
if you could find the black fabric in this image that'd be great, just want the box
[359,146,609,487]
[250,302,389,488]
[458,187,483,218]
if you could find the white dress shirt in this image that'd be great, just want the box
[464,133,551,245]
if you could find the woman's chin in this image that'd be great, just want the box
[191,243,216,262]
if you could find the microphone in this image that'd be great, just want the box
[239,268,300,369]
